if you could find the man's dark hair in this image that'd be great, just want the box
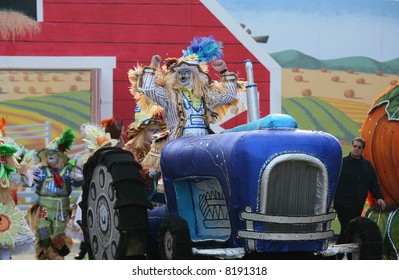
[352,137,366,149]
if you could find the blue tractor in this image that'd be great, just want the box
[146,114,342,259]
[80,58,383,260]
[80,113,382,260]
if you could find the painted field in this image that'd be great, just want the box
[281,67,397,153]
[1,91,90,151]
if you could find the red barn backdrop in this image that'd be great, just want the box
[0,0,280,130]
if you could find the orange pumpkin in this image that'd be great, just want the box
[361,82,399,208]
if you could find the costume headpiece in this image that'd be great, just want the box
[100,118,123,140]
[37,128,75,163]
[0,119,35,185]
[126,104,166,139]
[0,162,16,189]
[0,117,6,138]
[169,35,224,84]
[0,135,19,189]
[0,143,18,157]
[80,123,118,150]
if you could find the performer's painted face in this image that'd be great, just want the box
[46,150,59,166]
[144,124,160,146]
[177,69,192,87]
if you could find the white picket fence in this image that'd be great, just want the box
[5,122,87,157]
[5,121,52,145]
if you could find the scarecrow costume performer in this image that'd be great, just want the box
[28,128,83,260]
[123,105,166,196]
[124,105,165,165]
[129,35,244,143]
[0,120,35,260]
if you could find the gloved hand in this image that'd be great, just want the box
[150,55,162,68]
[18,162,28,177]
[377,198,386,211]
[148,167,158,178]
[212,60,227,73]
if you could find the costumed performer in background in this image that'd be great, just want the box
[25,128,83,260]
[123,104,166,198]
[100,117,125,148]
[0,119,35,260]
[68,122,119,259]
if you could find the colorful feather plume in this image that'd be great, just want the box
[100,118,123,139]
[56,128,75,153]
[100,118,115,128]
[0,163,16,186]
[80,123,117,150]
[182,35,224,63]
[0,143,18,156]
[0,117,6,137]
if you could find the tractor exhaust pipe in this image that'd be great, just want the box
[245,59,260,123]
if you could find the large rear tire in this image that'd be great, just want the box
[344,216,383,260]
[80,147,153,259]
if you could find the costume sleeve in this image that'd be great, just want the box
[209,75,238,107]
[70,165,84,182]
[140,68,168,107]
[30,168,45,192]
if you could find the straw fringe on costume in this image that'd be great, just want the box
[128,64,246,126]
[127,35,246,172]
[27,203,40,233]
[141,133,168,171]
[0,188,13,204]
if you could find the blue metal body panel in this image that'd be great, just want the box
[152,126,342,253]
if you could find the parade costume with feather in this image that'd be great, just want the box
[128,35,245,142]
[124,104,165,164]
[0,120,35,260]
[128,36,245,173]
[123,105,166,197]
[27,128,83,260]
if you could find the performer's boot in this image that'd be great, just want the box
[74,241,88,260]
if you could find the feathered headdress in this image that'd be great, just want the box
[80,123,117,150]
[37,128,75,163]
[0,117,6,138]
[169,35,224,84]
[0,143,17,156]
[182,36,224,63]
[0,140,18,189]
[100,118,123,140]
[56,128,75,153]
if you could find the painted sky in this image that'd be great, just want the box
[217,0,399,61]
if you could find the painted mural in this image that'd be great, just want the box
[0,69,91,153]
[218,0,399,154]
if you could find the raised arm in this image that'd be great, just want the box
[138,55,167,107]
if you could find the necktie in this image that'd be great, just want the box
[49,166,64,189]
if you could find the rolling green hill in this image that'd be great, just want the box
[0,91,90,131]
[282,96,359,143]
[270,50,399,74]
